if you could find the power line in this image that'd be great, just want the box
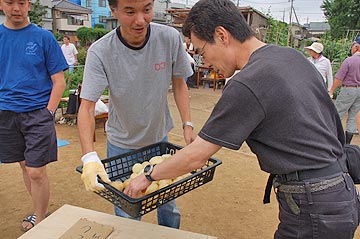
[241,0,289,4]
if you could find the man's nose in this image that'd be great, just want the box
[13,3,21,10]
[134,13,146,25]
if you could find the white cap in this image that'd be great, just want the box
[305,42,324,54]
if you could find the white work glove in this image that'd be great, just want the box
[81,151,111,192]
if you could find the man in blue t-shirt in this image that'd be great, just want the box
[0,0,68,231]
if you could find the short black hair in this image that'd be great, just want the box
[108,0,154,10]
[63,35,70,40]
[182,0,254,43]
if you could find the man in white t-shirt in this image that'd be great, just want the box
[61,36,78,73]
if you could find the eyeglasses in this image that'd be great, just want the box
[196,41,207,57]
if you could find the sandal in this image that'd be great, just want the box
[22,214,36,232]
[21,212,51,232]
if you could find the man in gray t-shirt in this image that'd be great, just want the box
[78,0,194,229]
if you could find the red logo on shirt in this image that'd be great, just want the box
[154,62,166,71]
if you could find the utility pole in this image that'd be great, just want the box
[237,0,240,7]
[287,0,294,46]
[292,6,300,26]
[282,8,285,22]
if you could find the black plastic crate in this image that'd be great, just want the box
[76,142,222,218]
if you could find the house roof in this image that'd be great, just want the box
[291,22,307,29]
[166,6,268,25]
[53,0,92,13]
[239,6,269,20]
[307,22,330,31]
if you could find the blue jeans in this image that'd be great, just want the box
[107,138,181,229]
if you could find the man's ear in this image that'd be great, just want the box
[214,26,228,44]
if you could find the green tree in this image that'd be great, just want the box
[264,17,288,46]
[321,0,360,39]
[94,24,105,28]
[76,27,110,47]
[29,0,47,27]
[53,32,64,41]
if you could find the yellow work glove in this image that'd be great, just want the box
[81,151,111,192]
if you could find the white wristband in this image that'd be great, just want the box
[182,121,194,129]
[81,151,101,164]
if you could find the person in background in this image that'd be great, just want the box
[61,35,78,74]
[183,36,195,57]
[184,37,196,88]
[305,42,333,92]
[77,0,194,229]
[329,37,360,144]
[0,0,67,231]
[125,0,360,238]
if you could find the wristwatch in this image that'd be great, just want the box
[144,164,156,182]
[182,121,194,129]
[48,109,55,117]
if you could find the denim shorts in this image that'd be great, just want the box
[274,173,360,239]
[0,108,57,167]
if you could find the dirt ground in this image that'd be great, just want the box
[1,88,360,239]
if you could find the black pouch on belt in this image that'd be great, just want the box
[344,144,360,184]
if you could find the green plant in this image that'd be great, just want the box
[264,17,288,46]
[63,67,84,96]
[28,0,47,27]
[94,24,105,28]
[53,32,63,41]
[320,34,352,65]
[77,47,87,66]
[76,27,110,47]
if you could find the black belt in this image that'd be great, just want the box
[276,162,342,182]
[342,85,360,88]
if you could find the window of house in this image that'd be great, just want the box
[99,0,106,7]
[111,20,117,29]
[99,15,107,23]
[86,0,91,7]
[67,15,85,26]
[44,8,52,19]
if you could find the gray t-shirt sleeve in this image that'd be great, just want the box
[81,48,109,102]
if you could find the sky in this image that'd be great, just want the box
[237,0,327,25]
[175,0,327,25]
